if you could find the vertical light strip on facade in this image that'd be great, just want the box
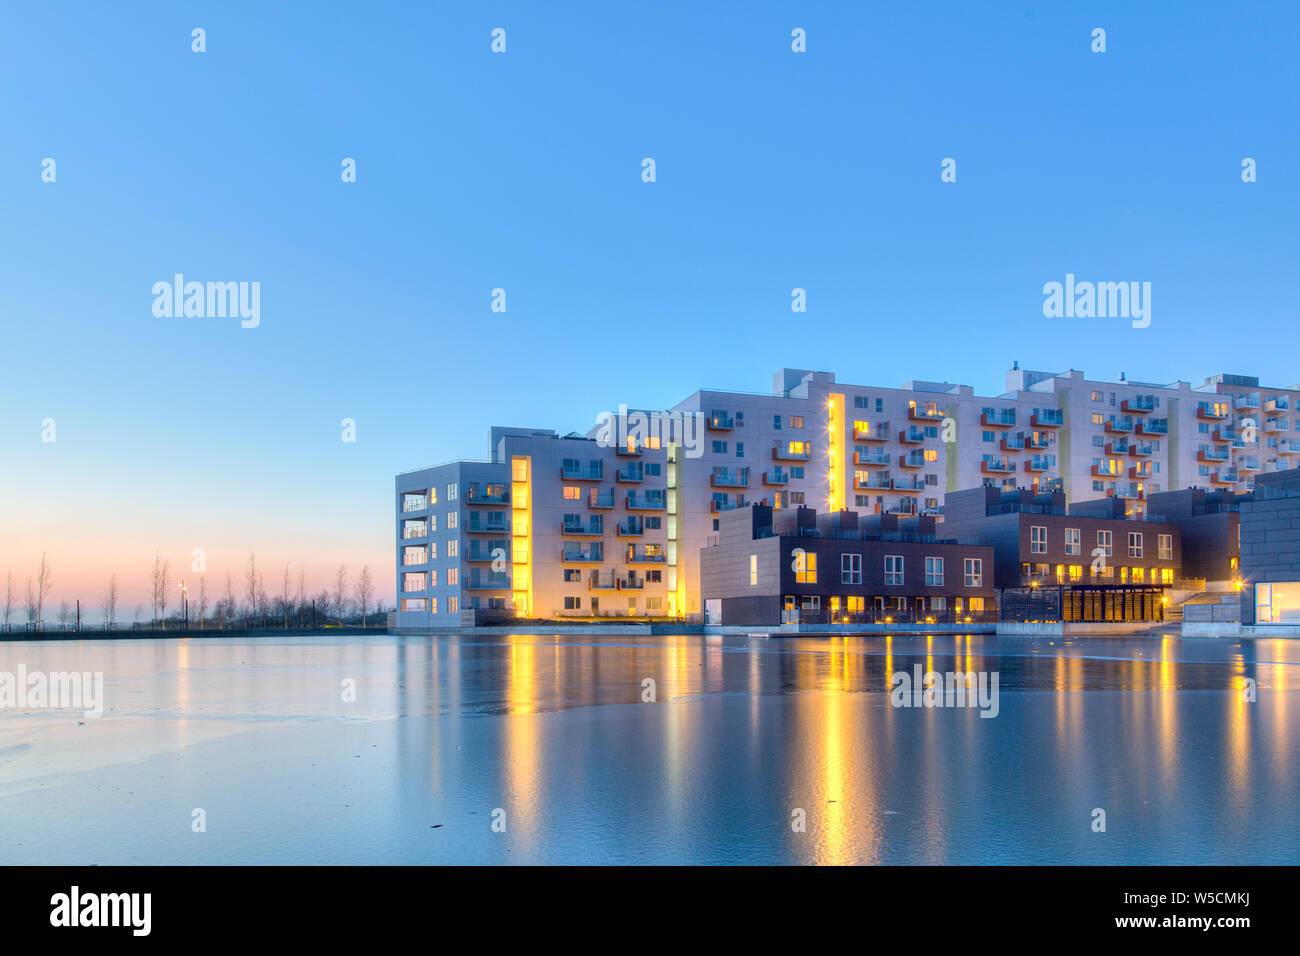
[510,455,532,617]
[827,392,846,510]
[667,443,682,617]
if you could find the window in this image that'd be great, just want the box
[1065,528,1081,555]
[773,415,781,430]
[564,596,581,610]
[447,511,458,529]
[794,551,817,584]
[429,542,438,559]
[448,596,458,614]
[447,568,458,587]
[429,514,437,532]
[1128,532,1143,558]
[563,486,581,500]
[749,554,758,587]
[925,557,943,586]
[885,555,904,586]
[930,596,946,611]
[402,572,426,593]
[968,597,984,613]
[982,430,995,442]
[964,558,982,587]
[841,553,862,585]
[789,416,804,428]
[400,598,426,612]
[429,569,437,587]
[447,483,458,501]
[1158,534,1173,560]
[564,569,581,582]
[402,546,427,566]
[1031,525,1047,553]
[447,540,458,557]
[736,443,744,458]
[712,441,727,454]
[1097,530,1112,557]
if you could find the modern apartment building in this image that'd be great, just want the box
[396,427,676,628]
[396,365,1300,627]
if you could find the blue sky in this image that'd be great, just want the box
[2,1,1296,609]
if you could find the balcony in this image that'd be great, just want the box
[626,491,667,510]
[1136,419,1168,435]
[1265,417,1289,434]
[908,405,945,422]
[980,411,1016,428]
[853,422,889,442]
[893,476,925,491]
[898,452,926,469]
[853,450,891,466]
[626,547,666,565]
[562,517,604,536]
[1091,464,1123,478]
[1236,393,1261,410]
[709,469,749,489]
[981,458,1015,474]
[465,484,509,505]
[1104,416,1134,433]
[1210,470,1239,485]
[762,470,789,486]
[772,441,812,461]
[467,542,509,562]
[1001,436,1026,451]
[562,462,603,481]
[885,499,917,516]
[1031,410,1064,428]
[1026,433,1050,449]
[587,489,615,509]
[1104,440,1129,455]
[1121,396,1157,413]
[1279,440,1299,456]
[1024,457,1051,473]
[1197,447,1230,462]
[615,463,644,482]
[401,496,428,513]
[466,517,509,534]
[1113,483,1145,500]
[467,573,510,590]
[562,545,604,563]
[1197,404,1229,421]
[1212,426,1238,443]
[616,439,643,457]
[1237,456,1261,472]
[616,518,644,536]
[1128,463,1153,479]
[899,427,926,444]
[706,412,734,431]
[1266,397,1291,413]
[710,498,742,513]
[1128,442,1154,457]
[855,474,892,491]
[588,571,617,591]
[617,573,646,591]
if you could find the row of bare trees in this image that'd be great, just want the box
[3,552,383,632]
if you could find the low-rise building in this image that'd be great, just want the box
[1239,468,1300,627]
[699,504,996,627]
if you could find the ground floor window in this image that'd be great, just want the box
[1256,583,1300,623]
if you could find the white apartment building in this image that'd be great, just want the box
[397,366,1300,626]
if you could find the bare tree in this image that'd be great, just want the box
[333,565,348,625]
[223,571,235,629]
[35,552,53,630]
[150,553,163,627]
[353,566,374,628]
[24,578,38,627]
[58,600,72,629]
[133,605,143,626]
[100,573,119,629]
[197,576,208,630]
[280,562,292,628]
[3,570,14,631]
[297,567,306,629]
[244,552,259,627]
[158,557,171,629]
[256,571,269,627]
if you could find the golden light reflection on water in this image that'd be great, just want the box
[505,637,539,852]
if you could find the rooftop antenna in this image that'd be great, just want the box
[1120,371,1127,382]
[1012,360,1019,371]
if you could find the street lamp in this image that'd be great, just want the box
[177,581,189,628]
